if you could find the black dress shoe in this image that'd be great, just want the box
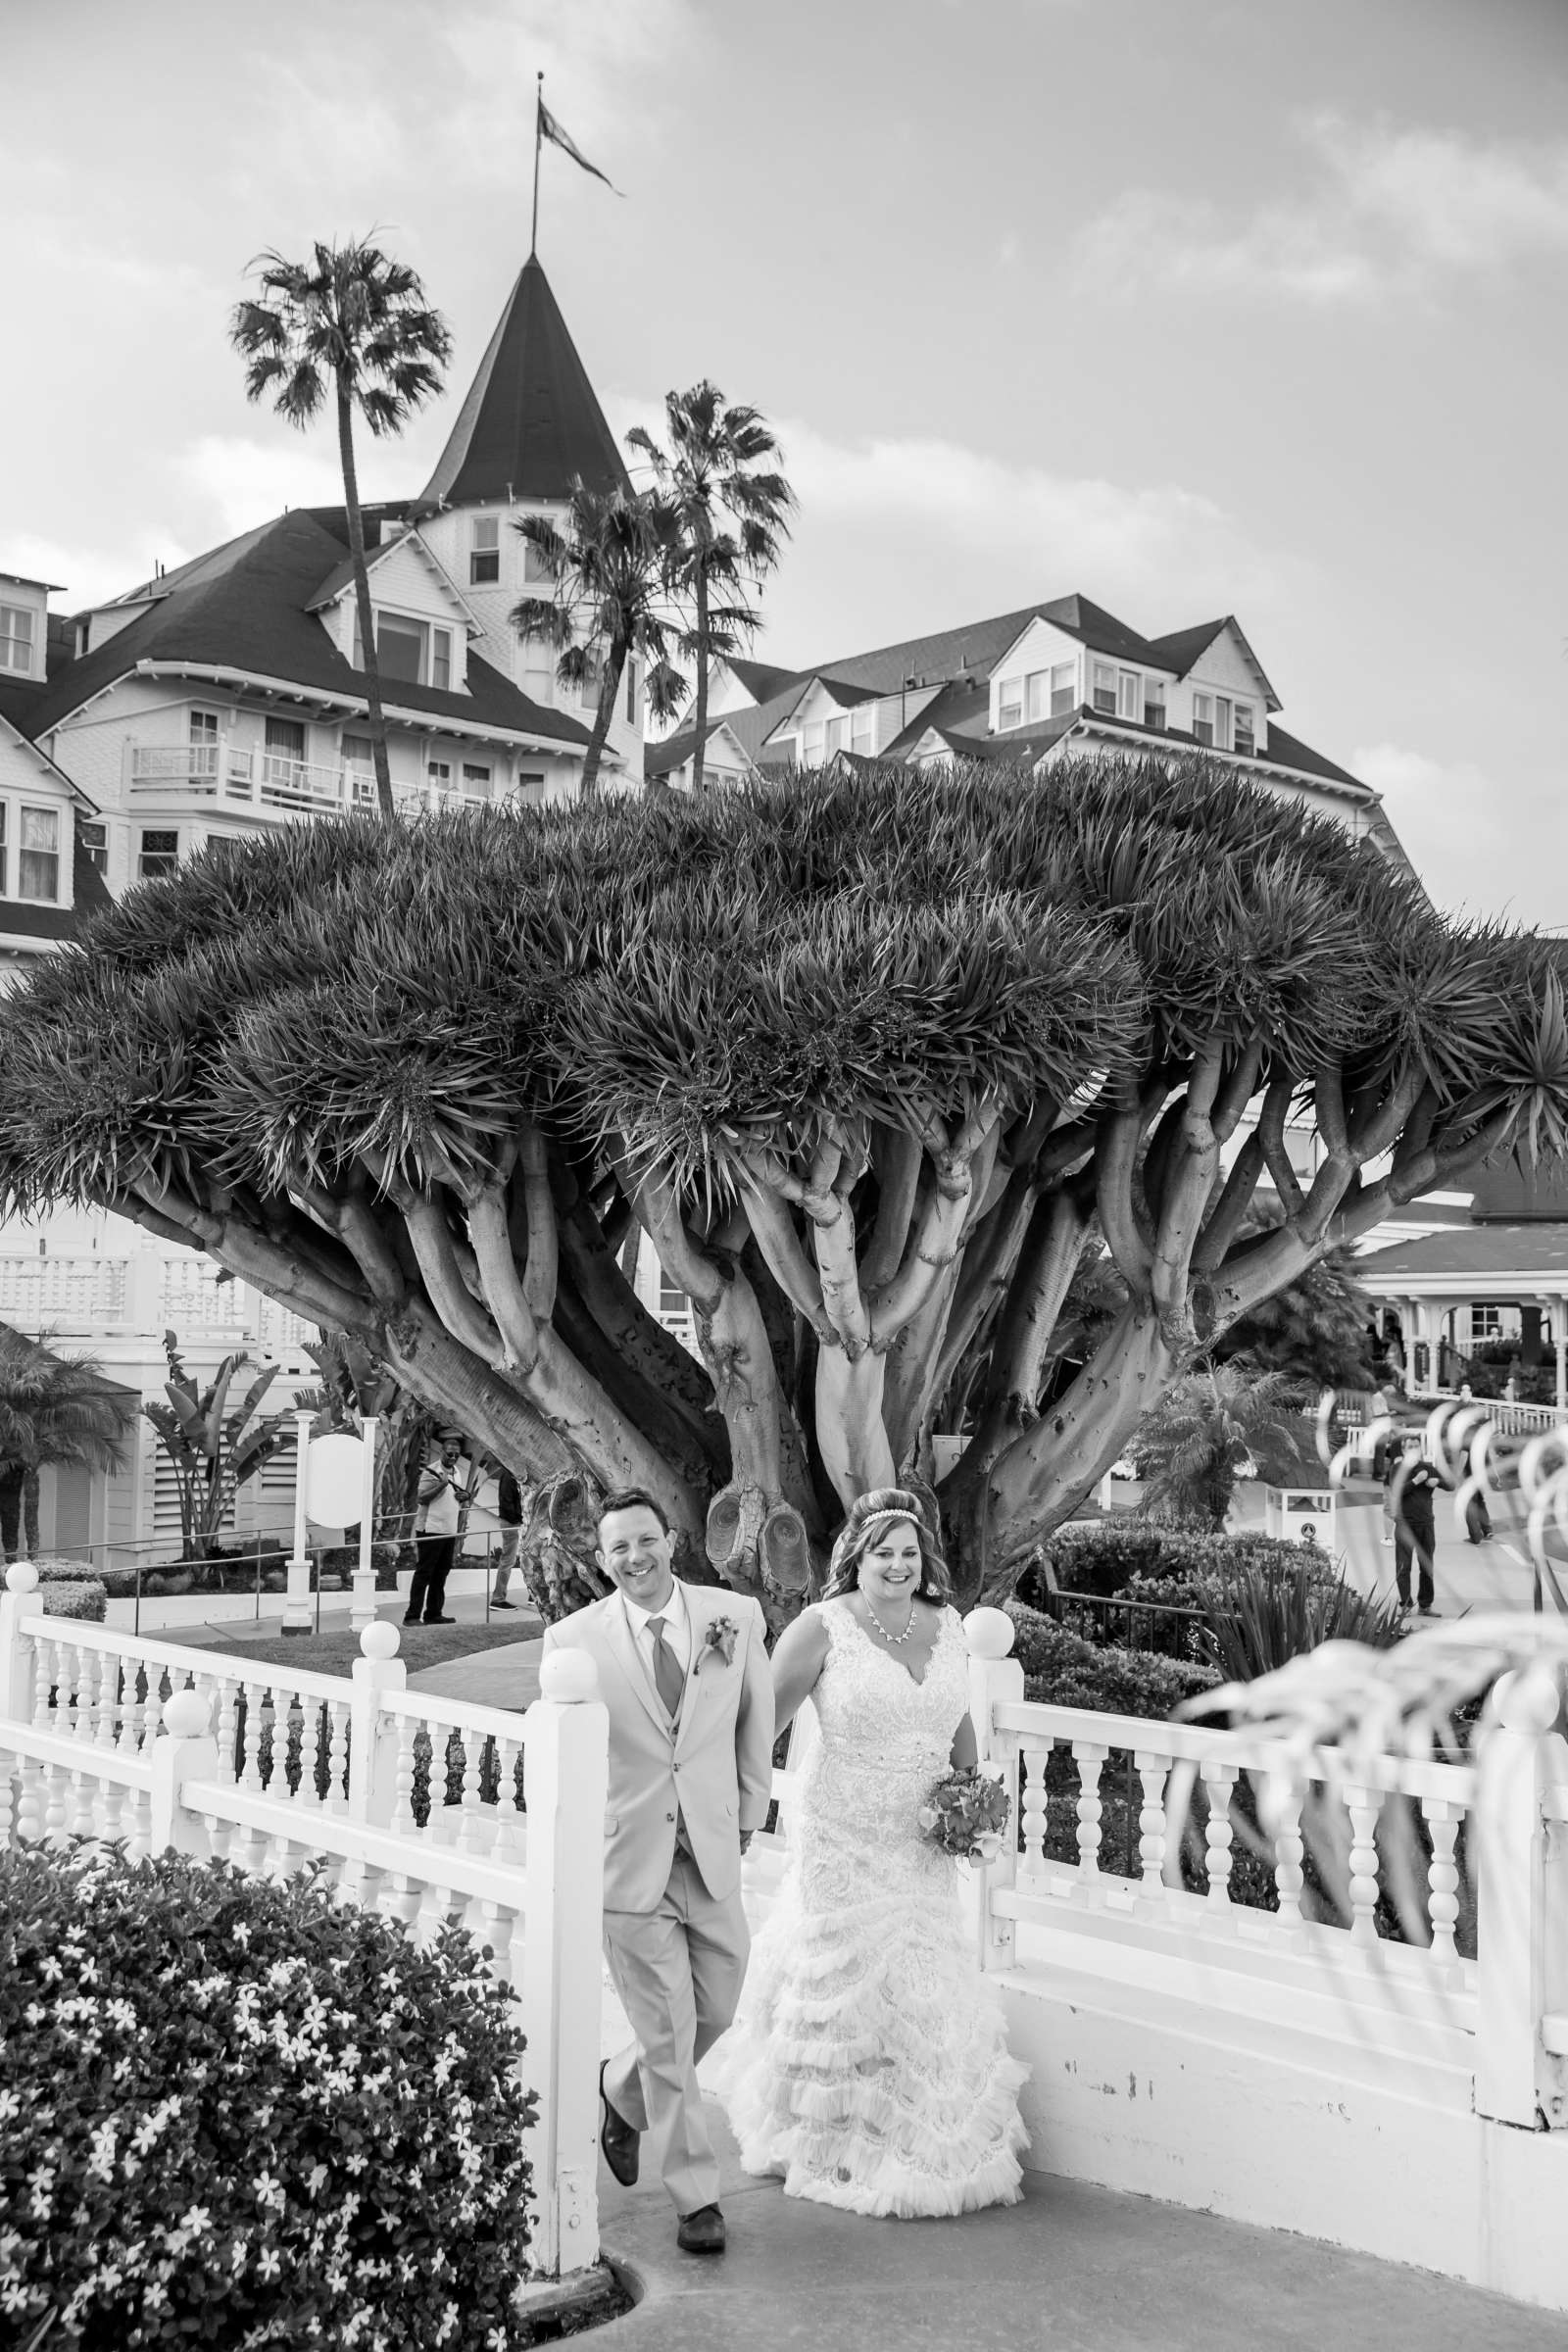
[599,2062,640,2187]
[422,1614,457,1625]
[401,1614,419,1625]
[676,2203,725,2254]
[491,1598,516,1609]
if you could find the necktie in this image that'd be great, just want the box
[646,1615,685,1720]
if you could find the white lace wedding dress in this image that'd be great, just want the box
[711,1598,1028,2218]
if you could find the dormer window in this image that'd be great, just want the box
[998,678,1023,729]
[1193,692,1214,747]
[0,604,34,675]
[470,516,501,585]
[1234,703,1254,755]
[1144,682,1166,729]
[1093,662,1143,721]
[356,612,453,692]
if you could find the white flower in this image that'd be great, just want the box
[256,2244,281,2282]
[252,2170,284,2211]
[39,1955,64,1984]
[179,2205,212,2235]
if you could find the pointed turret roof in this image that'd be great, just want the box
[416,257,628,512]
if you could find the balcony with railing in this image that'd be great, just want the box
[128,744,498,816]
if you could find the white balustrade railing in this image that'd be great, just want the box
[0,1254,126,1328]
[0,1567,609,2279]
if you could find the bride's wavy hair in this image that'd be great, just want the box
[821,1487,953,1604]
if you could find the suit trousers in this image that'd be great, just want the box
[602,1848,750,2216]
[407,1533,456,1622]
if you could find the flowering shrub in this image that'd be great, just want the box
[1,1842,537,2348]
[38,1579,108,1624]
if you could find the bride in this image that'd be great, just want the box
[711,1487,1028,2218]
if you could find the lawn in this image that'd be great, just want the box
[161,1613,542,1679]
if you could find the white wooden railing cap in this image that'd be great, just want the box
[5,1560,38,1593]
[360,1621,401,1662]
[1492,1664,1562,1738]
[964,1605,1015,1661]
[164,1688,213,1740]
[539,1650,600,1704]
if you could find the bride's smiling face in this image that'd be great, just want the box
[858,1519,923,1608]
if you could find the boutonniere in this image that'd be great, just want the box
[697,1615,739,1671]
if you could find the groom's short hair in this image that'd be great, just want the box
[596,1487,670,1536]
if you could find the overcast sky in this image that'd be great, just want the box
[6,0,1564,925]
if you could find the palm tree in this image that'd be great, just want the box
[1134,1363,1301,1533]
[627,383,794,794]
[229,238,452,823]
[0,1324,139,1561]
[514,483,690,798]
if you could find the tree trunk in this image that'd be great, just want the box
[24,1468,40,1558]
[0,1464,23,1561]
[690,564,709,794]
[337,374,397,825]
[578,637,626,799]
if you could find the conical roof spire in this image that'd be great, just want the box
[416,257,628,511]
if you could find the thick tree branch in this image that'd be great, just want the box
[1097,1103,1154,1296]
[1193,1131,1265,1273]
[517,1123,559,1321]
[466,1182,543,1374]
[1256,1076,1305,1219]
[404,1193,506,1368]
[859,1124,923,1294]
[736,1177,834,1335]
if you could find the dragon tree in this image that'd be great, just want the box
[0,759,1561,1614]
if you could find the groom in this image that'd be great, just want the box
[540,1488,774,2254]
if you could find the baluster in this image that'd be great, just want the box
[1200,1758,1238,1905]
[390,1717,418,1835]
[215,1678,240,1785]
[63,1642,89,1744]
[457,1737,483,1854]
[1423,1797,1463,1968]
[1344,1780,1384,1946]
[69,1766,97,1839]
[1019,1741,1048,1874]
[1133,1749,1168,1893]
[31,1633,58,1729]
[141,1671,165,1748]
[204,1806,235,1867]
[1266,1773,1305,1932]
[1071,1741,1107,1876]
[16,1753,45,1844]
[380,1871,422,1934]
[0,1747,13,1846]
[492,1740,525,1863]
[94,1649,120,1751]
[43,1756,70,1843]
[326,1699,350,1808]
[297,1695,322,1809]
[116,1660,143,1754]
[477,1901,516,1988]
[123,1784,153,1862]
[239,1683,266,1792]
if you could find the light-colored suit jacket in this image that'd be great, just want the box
[541,1581,774,1914]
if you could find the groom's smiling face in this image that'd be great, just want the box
[597,1503,676,1611]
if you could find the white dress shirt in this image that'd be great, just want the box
[621,1577,693,1683]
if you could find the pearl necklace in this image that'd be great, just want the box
[863,1593,916,1645]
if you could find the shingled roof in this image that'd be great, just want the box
[14,510,592,751]
[416,258,628,512]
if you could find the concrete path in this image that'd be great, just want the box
[403,1628,543,1710]
[594,2107,1565,2352]
[1224,1480,1540,1617]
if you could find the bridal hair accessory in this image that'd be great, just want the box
[698,1615,739,1670]
[917,1766,1011,1864]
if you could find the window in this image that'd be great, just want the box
[266,714,305,761]
[427,760,453,787]
[1091,661,1116,716]
[19,808,59,903]
[1472,1304,1503,1343]
[803,720,825,765]
[523,537,553,584]
[852,704,875,755]
[366,613,453,690]
[1214,696,1234,752]
[1192,692,1214,746]
[189,708,220,779]
[1144,683,1166,729]
[1025,670,1049,723]
[431,628,451,691]
[998,678,1023,730]
[1051,662,1075,717]
[78,819,107,876]
[518,770,546,801]
[0,604,34,674]
[469,516,500,585]
[1234,703,1254,755]
[659,1275,689,1319]
[824,716,849,758]
[462,763,491,793]
[139,828,179,881]
[1116,669,1142,722]
[342,732,373,771]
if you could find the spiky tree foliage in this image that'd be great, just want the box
[143,1334,291,1561]
[0,759,1563,1614]
[514,482,690,797]
[0,1324,138,1561]
[229,239,452,823]
[627,383,794,795]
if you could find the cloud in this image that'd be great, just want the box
[607,390,1293,662]
[1075,115,1568,306]
[1353,741,1568,926]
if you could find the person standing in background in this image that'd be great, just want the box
[407,1432,462,1627]
[490,1467,524,1609]
[1386,1436,1446,1619]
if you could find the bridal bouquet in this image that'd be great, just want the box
[917,1766,1011,1863]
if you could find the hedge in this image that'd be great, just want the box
[1005,1601,1219,1718]
[1028,1521,1324,1602]
[0,1841,537,2348]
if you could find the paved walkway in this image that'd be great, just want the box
[594,2108,1565,2351]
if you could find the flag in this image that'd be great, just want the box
[539,101,623,196]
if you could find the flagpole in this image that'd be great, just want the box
[530,71,543,256]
